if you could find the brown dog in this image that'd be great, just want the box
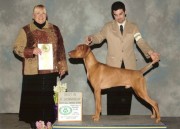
[68,44,161,123]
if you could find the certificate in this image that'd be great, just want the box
[38,43,53,70]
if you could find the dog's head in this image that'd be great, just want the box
[68,44,91,58]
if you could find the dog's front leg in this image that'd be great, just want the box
[92,89,101,121]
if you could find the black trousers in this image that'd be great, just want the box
[107,61,133,115]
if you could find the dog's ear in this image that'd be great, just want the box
[78,44,89,50]
[82,44,89,51]
[83,44,91,56]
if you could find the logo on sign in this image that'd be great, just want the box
[60,106,72,115]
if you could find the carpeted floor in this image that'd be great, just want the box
[0,113,180,129]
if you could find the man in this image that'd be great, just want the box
[85,1,160,115]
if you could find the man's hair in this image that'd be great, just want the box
[111,1,126,12]
[111,1,126,19]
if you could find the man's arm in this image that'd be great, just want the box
[134,26,160,63]
[85,24,107,45]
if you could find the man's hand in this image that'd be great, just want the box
[85,36,93,45]
[148,51,160,63]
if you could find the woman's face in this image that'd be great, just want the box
[113,9,126,24]
[33,7,47,24]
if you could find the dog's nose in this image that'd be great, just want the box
[68,51,73,57]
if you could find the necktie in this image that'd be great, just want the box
[120,25,123,35]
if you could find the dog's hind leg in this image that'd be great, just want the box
[133,82,161,123]
[142,81,158,120]
[143,94,160,123]
[141,80,156,119]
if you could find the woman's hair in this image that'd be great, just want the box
[33,4,46,14]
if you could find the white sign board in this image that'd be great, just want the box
[58,92,82,122]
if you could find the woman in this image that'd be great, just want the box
[13,4,68,128]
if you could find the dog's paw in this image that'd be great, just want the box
[150,114,156,119]
[92,115,100,121]
[155,118,161,123]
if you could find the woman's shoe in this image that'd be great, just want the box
[30,122,36,129]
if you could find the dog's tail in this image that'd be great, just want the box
[140,61,156,74]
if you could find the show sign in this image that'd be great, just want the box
[58,92,82,122]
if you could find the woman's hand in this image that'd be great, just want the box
[33,47,42,55]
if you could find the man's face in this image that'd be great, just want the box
[33,7,47,24]
[113,9,126,23]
